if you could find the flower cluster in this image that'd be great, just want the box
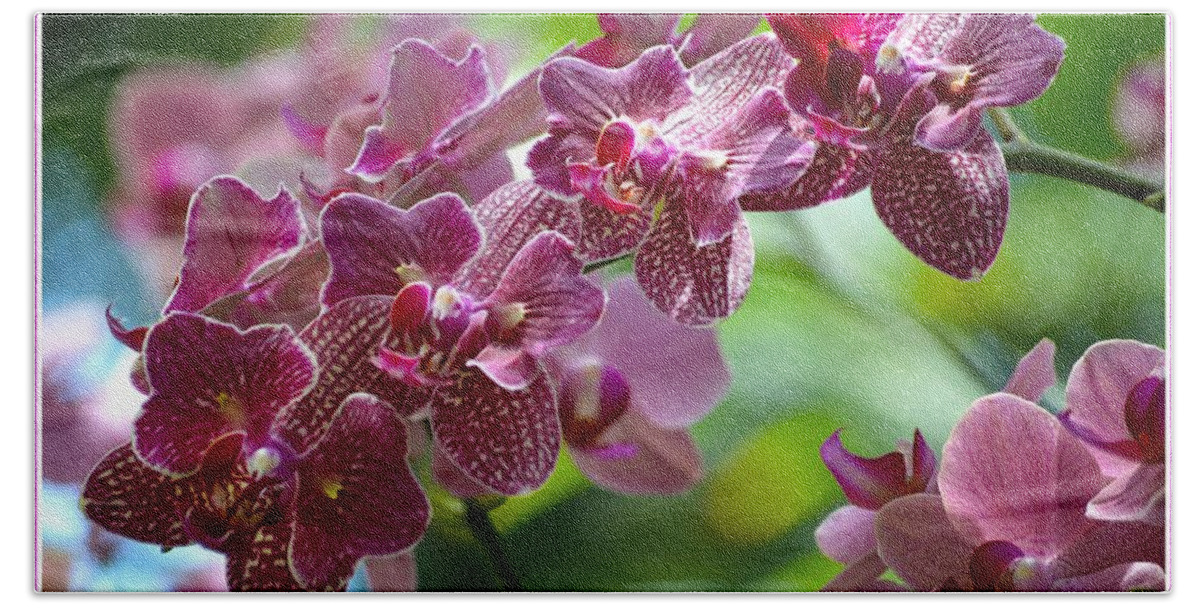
[82,13,1071,591]
[814,339,1166,591]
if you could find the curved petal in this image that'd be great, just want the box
[225,519,305,591]
[874,493,974,591]
[135,313,317,474]
[430,368,561,496]
[872,128,1009,280]
[739,141,874,211]
[1087,463,1165,525]
[1004,338,1058,404]
[291,394,431,591]
[814,505,879,565]
[1054,561,1165,592]
[677,14,764,67]
[80,443,192,548]
[634,197,754,326]
[913,102,986,152]
[165,176,304,314]
[938,14,1066,109]
[432,447,491,499]
[1062,339,1165,476]
[939,393,1108,557]
[320,192,482,306]
[571,409,703,495]
[1052,520,1166,581]
[821,430,909,511]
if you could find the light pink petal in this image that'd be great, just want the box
[1063,339,1165,476]
[939,393,1108,557]
[1004,338,1058,403]
[572,409,703,495]
[365,553,418,592]
[875,493,974,591]
[430,368,561,496]
[583,278,730,427]
[872,128,1009,280]
[814,505,879,565]
[467,346,538,392]
[165,176,304,314]
[1087,463,1166,525]
[633,197,754,326]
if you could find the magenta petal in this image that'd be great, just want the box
[468,346,538,391]
[739,141,875,211]
[1054,562,1165,592]
[634,198,754,326]
[821,552,894,592]
[938,393,1108,557]
[585,278,730,427]
[135,313,316,474]
[571,409,703,495]
[1004,338,1058,403]
[677,14,764,66]
[292,393,431,591]
[105,306,149,351]
[913,103,986,152]
[365,553,418,592]
[165,176,304,314]
[1087,463,1165,525]
[273,296,419,455]
[454,181,583,297]
[1052,520,1165,581]
[225,519,306,591]
[540,46,691,133]
[938,14,1066,110]
[81,443,191,548]
[1063,339,1165,476]
[874,494,974,591]
[576,14,681,68]
[483,231,606,354]
[431,447,491,499]
[821,430,909,510]
[430,368,561,496]
[872,128,1008,280]
[814,505,879,565]
[320,192,482,306]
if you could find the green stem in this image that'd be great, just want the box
[463,499,522,591]
[582,253,633,275]
[988,108,1164,213]
[1002,141,1164,213]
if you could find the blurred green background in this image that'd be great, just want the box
[39,13,1165,591]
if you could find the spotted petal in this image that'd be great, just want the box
[430,368,561,495]
[225,519,305,591]
[164,176,304,314]
[81,443,193,548]
[134,313,317,474]
[739,140,875,211]
[291,394,431,591]
[634,197,754,326]
[872,127,1009,280]
[320,192,482,306]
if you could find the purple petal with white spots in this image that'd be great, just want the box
[872,126,1009,280]
[81,443,193,547]
[739,140,875,211]
[272,296,420,455]
[165,176,304,314]
[432,447,491,499]
[291,393,430,591]
[633,197,754,326]
[814,505,879,565]
[483,231,606,355]
[453,181,582,298]
[320,192,482,306]
[430,368,561,496]
[225,519,305,591]
[571,409,703,495]
[135,313,316,474]
[1004,338,1058,403]
[938,393,1108,557]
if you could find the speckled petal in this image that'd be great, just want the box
[135,313,317,474]
[430,368,561,496]
[291,394,430,591]
[81,443,193,548]
[739,140,875,211]
[272,296,420,455]
[872,128,1008,280]
[320,192,482,306]
[453,181,582,297]
[633,197,754,326]
[165,176,304,314]
[226,519,306,591]
[1004,338,1058,404]
[939,393,1108,557]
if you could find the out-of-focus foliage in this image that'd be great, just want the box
[39,13,1166,591]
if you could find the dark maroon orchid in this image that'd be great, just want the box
[317,191,604,494]
[84,393,429,591]
[524,35,805,324]
[744,14,1064,281]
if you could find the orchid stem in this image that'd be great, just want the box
[988,108,1164,213]
[463,499,522,591]
[582,253,633,275]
